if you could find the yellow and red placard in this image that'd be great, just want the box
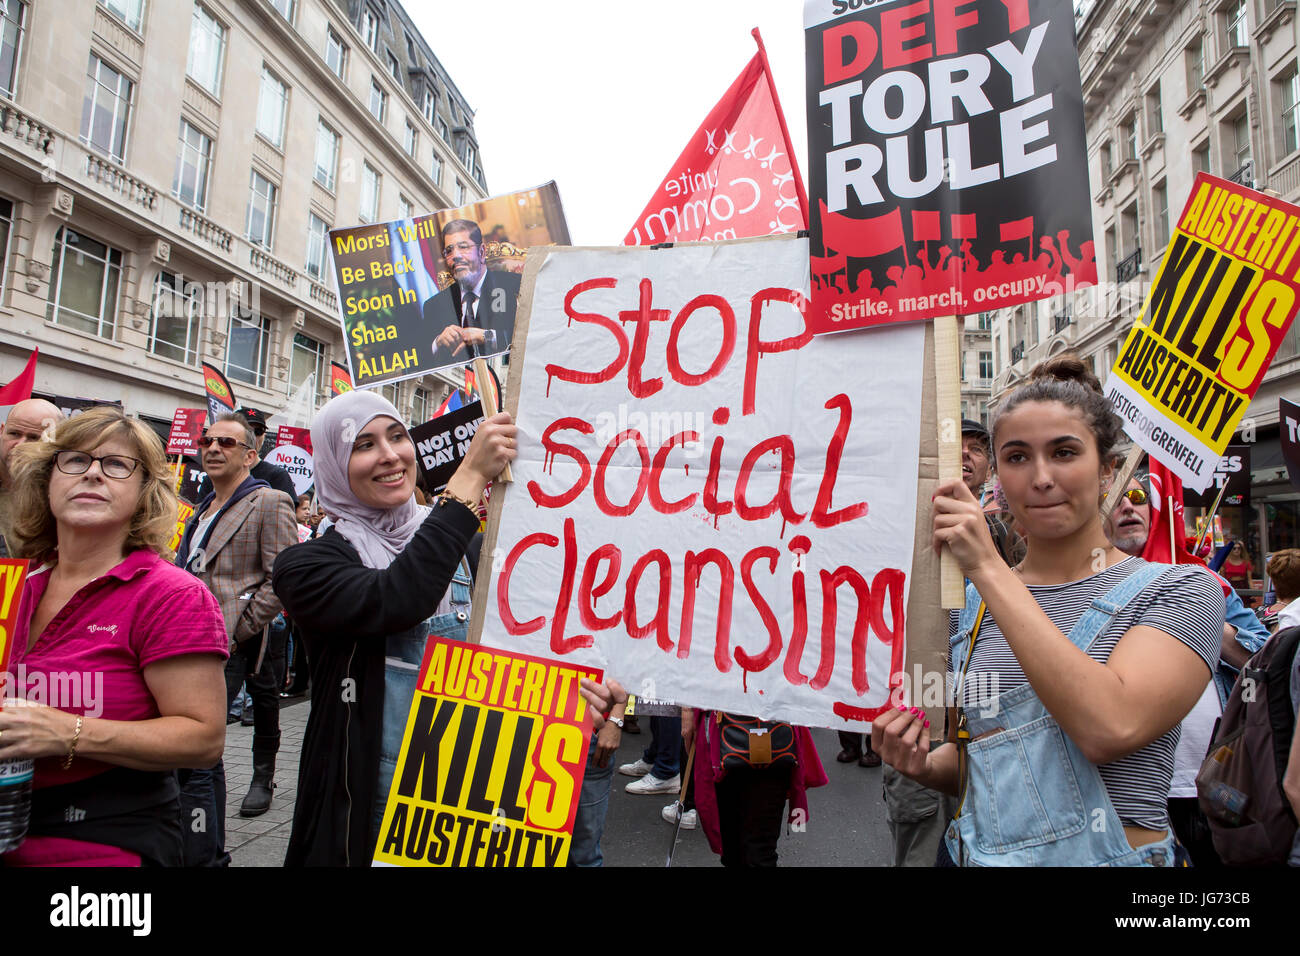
[0,559,30,688]
[373,635,600,867]
[1105,173,1300,492]
[168,501,195,554]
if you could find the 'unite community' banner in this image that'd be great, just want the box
[374,636,599,868]
[1105,173,1300,492]
[478,236,923,729]
[804,0,1095,331]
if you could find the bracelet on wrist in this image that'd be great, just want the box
[63,715,84,770]
[437,489,479,513]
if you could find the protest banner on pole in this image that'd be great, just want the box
[0,560,29,697]
[1282,397,1300,489]
[167,501,196,554]
[373,635,600,867]
[201,363,237,426]
[803,0,1096,332]
[265,445,313,497]
[410,401,484,494]
[274,425,313,455]
[328,183,570,390]
[167,408,207,457]
[1183,444,1251,509]
[624,29,806,245]
[471,235,937,730]
[329,361,353,395]
[1104,173,1300,492]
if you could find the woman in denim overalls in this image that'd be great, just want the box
[873,355,1222,866]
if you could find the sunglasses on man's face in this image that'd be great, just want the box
[198,435,250,450]
[1121,487,1148,506]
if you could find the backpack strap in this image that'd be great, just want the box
[949,581,983,675]
[1065,560,1167,654]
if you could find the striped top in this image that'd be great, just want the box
[949,558,1224,830]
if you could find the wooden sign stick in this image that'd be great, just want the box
[473,356,512,484]
[1099,444,1144,524]
[933,314,964,608]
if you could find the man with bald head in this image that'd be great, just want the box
[0,397,65,556]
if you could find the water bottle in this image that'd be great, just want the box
[0,756,33,852]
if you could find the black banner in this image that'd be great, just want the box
[1183,444,1251,508]
[804,0,1096,331]
[409,401,484,494]
[1282,397,1300,490]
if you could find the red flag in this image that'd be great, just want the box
[329,361,353,396]
[201,362,237,426]
[625,29,807,245]
[0,348,38,408]
[911,210,941,241]
[999,216,1034,242]
[950,213,978,239]
[1143,458,1234,597]
[820,200,905,258]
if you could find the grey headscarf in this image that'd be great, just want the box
[311,390,428,569]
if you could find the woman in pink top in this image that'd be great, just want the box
[0,407,228,866]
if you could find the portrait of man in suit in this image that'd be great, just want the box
[423,218,521,368]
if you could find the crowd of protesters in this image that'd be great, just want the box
[1,348,1298,868]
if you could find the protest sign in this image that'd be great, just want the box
[275,425,313,456]
[329,361,353,395]
[373,635,600,867]
[167,408,206,456]
[265,444,313,496]
[410,401,484,494]
[201,363,237,426]
[0,560,29,690]
[1104,173,1300,492]
[803,0,1095,332]
[167,501,196,554]
[625,29,806,245]
[1183,444,1251,508]
[329,183,570,389]
[1283,398,1300,489]
[474,235,926,730]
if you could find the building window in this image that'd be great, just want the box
[173,119,213,211]
[1146,83,1163,136]
[360,163,380,222]
[404,31,417,62]
[978,351,993,380]
[226,313,271,389]
[1280,67,1300,155]
[324,25,347,79]
[314,120,339,191]
[1121,202,1138,257]
[1224,0,1248,49]
[976,312,991,330]
[422,85,436,123]
[454,179,465,206]
[1100,140,1113,179]
[387,51,400,83]
[46,227,122,339]
[1229,111,1251,171]
[404,120,417,157]
[149,271,202,366]
[81,54,133,162]
[368,77,386,123]
[0,197,13,297]
[246,170,278,247]
[411,387,428,425]
[0,1,25,100]
[362,8,379,53]
[269,0,294,23]
[435,114,448,142]
[381,382,400,407]
[256,67,288,149]
[1193,142,1210,174]
[305,213,329,280]
[101,0,143,32]
[398,195,413,221]
[290,332,326,392]
[187,4,225,96]
[430,152,442,186]
[1121,115,1137,161]
[1153,180,1169,248]
[1187,37,1204,91]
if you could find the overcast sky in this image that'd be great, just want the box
[409,1,809,245]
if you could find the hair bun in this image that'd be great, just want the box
[1027,353,1103,395]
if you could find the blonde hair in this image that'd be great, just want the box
[5,407,179,561]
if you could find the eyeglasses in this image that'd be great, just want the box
[197,435,251,450]
[1121,487,1148,506]
[442,241,479,259]
[53,450,142,479]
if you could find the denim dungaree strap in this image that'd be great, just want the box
[373,558,475,842]
[945,561,1183,866]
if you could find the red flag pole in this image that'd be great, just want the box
[751,28,808,225]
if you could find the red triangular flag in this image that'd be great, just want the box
[0,348,38,408]
[625,29,807,245]
[1143,457,1232,596]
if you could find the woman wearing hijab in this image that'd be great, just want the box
[272,392,611,866]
